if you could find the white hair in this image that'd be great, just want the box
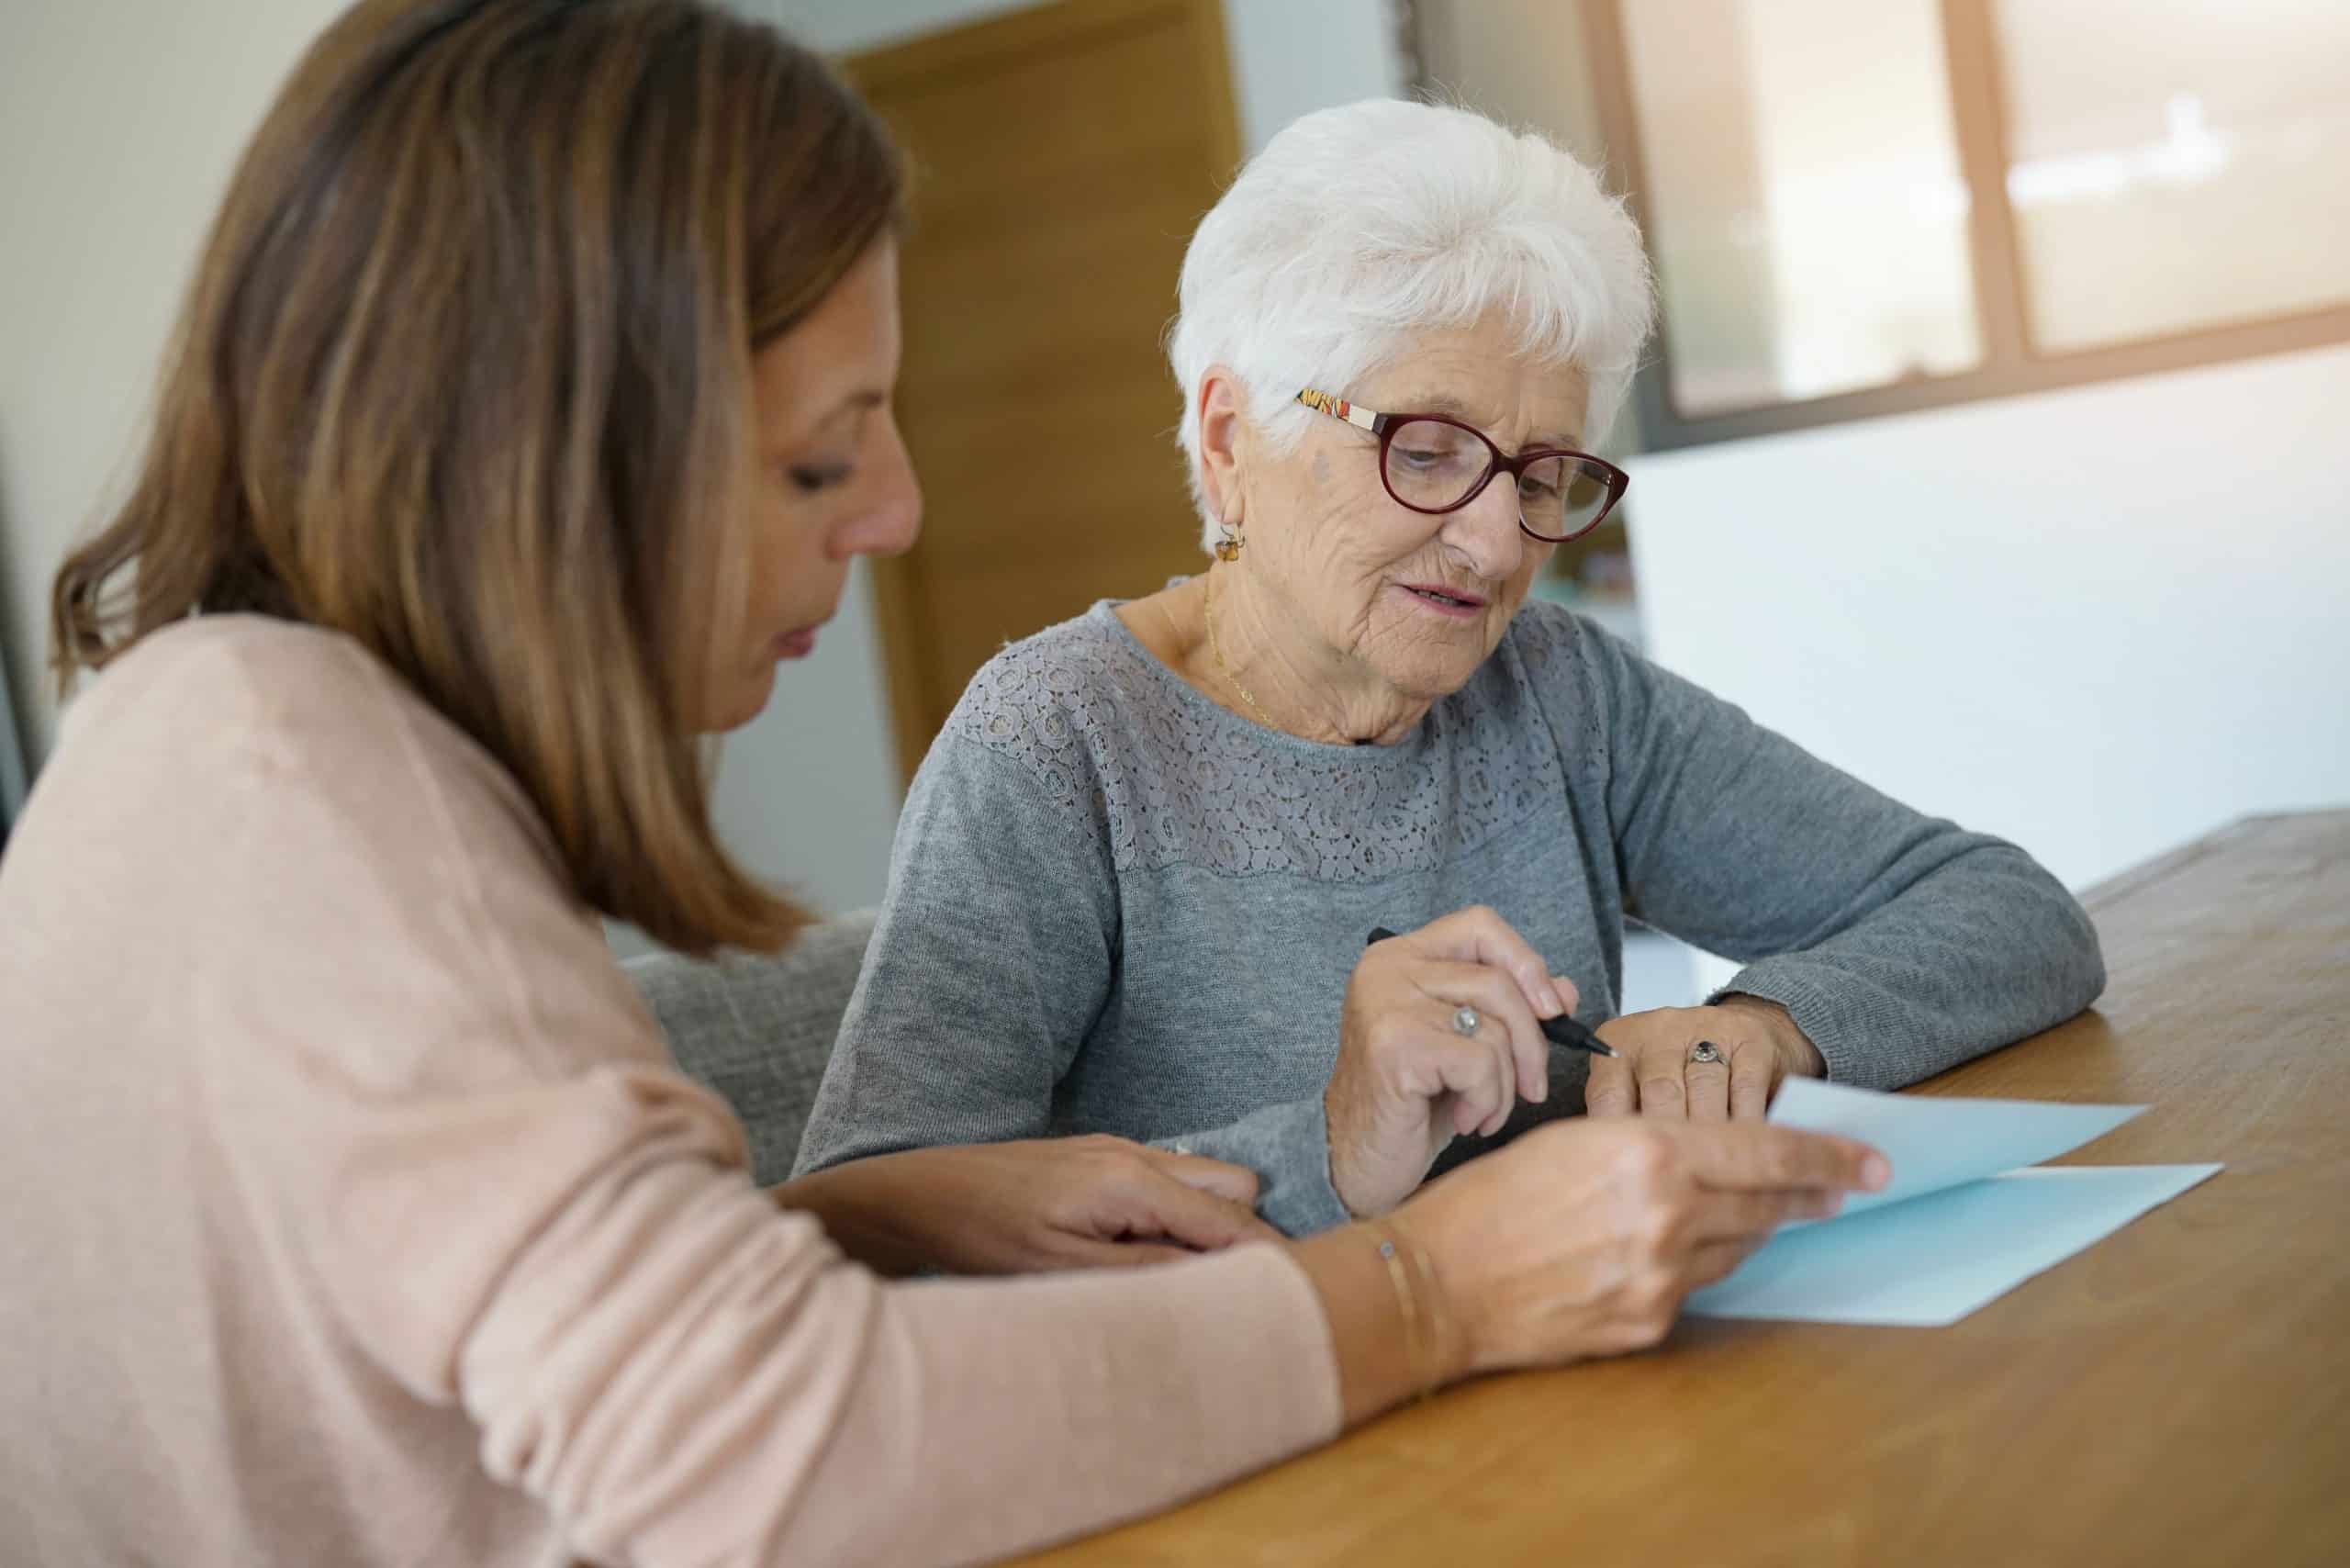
[1167,97,1656,552]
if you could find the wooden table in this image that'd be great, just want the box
[1024,812,2350,1566]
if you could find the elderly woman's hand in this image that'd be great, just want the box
[1386,1115,1887,1377]
[1325,906,1581,1217]
[1585,996,1827,1121]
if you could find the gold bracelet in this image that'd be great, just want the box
[1397,1225,1449,1390]
[1365,1220,1438,1401]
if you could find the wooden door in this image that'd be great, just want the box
[843,0,1241,782]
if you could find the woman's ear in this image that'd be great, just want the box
[1195,364,1247,526]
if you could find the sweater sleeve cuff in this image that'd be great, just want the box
[1708,959,1914,1092]
[1158,1097,1355,1238]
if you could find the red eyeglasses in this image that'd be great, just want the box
[1296,387,1629,543]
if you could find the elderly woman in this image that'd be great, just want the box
[796,98,2104,1234]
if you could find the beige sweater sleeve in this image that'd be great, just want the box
[151,621,1338,1566]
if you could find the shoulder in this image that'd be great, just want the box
[81,615,554,867]
[1498,595,1666,703]
[1440,597,1637,778]
[1497,596,1606,671]
[1489,599,1760,786]
[915,601,1241,870]
[949,604,1153,733]
[935,603,1181,784]
[54,617,577,966]
[56,618,659,1083]
[84,616,456,756]
[68,613,340,740]
[58,616,392,808]
[1445,596,1608,722]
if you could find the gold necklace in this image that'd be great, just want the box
[1203,570,1281,732]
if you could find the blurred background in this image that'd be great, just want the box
[3,0,2344,1002]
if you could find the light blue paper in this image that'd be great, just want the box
[1683,1165,2223,1326]
[1764,1076,2143,1218]
[1678,1079,2221,1326]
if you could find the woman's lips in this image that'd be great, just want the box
[771,625,820,659]
[1395,581,1487,619]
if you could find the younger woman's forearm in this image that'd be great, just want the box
[1289,1222,1468,1427]
[769,1159,935,1276]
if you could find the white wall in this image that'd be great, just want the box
[1628,342,2350,892]
[1221,0,1406,152]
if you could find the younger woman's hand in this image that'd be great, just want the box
[1393,1115,1887,1376]
[776,1136,1281,1276]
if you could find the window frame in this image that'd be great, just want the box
[1576,0,2350,450]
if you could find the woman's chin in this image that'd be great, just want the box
[1364,624,1501,700]
[1360,654,1479,707]
[699,663,779,734]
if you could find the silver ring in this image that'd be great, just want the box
[1689,1039,1724,1066]
[1452,1005,1482,1037]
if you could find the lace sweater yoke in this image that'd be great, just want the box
[945,599,1603,885]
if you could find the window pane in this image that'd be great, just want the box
[1621,0,1984,417]
[1994,0,2350,354]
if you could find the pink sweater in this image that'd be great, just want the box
[0,616,1338,1567]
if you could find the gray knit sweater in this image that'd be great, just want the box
[796,599,2105,1235]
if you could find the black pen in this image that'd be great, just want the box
[1365,925,1618,1058]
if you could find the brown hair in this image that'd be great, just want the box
[50,0,901,954]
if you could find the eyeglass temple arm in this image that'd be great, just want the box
[1295,387,1382,432]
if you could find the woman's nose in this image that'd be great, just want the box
[839,420,923,559]
[1440,471,1528,580]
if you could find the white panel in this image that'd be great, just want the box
[1222,0,1405,153]
[0,0,350,767]
[1628,342,2350,890]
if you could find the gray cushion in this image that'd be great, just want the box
[624,909,877,1185]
